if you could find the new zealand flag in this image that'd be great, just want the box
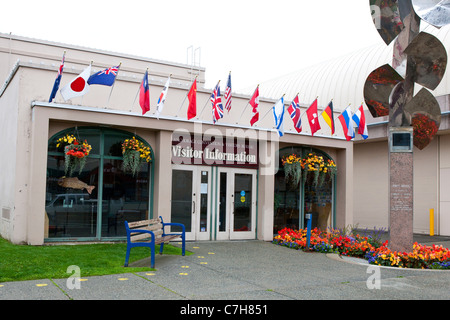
[87,65,119,86]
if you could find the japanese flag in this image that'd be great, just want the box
[60,64,91,101]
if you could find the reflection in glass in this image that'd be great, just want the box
[101,159,149,237]
[46,156,99,238]
[199,171,208,232]
[219,172,227,232]
[171,170,193,233]
[304,183,333,231]
[233,174,252,232]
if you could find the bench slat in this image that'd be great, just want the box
[131,234,180,244]
[127,218,161,228]
[131,229,163,242]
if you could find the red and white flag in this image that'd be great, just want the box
[306,98,321,136]
[249,85,259,126]
[60,64,91,101]
[187,78,197,120]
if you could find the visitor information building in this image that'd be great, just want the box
[0,34,354,245]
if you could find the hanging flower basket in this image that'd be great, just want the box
[300,153,324,186]
[56,134,92,176]
[281,152,337,188]
[281,154,303,187]
[301,153,337,187]
[122,136,151,176]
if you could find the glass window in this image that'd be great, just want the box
[274,147,335,234]
[46,127,152,241]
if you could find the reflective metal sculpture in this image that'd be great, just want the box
[404,31,448,90]
[364,64,403,118]
[412,0,450,27]
[366,0,449,150]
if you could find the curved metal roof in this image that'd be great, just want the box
[252,24,450,112]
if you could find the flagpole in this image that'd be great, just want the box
[198,80,220,119]
[237,84,258,124]
[106,62,121,108]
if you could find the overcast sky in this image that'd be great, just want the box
[0,0,384,91]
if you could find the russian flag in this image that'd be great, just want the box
[352,104,368,140]
[338,106,355,141]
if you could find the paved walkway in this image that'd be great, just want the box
[1,235,450,302]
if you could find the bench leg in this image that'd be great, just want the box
[181,233,186,256]
[124,246,131,267]
[159,242,164,255]
[151,246,155,269]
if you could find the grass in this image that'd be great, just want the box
[0,237,189,282]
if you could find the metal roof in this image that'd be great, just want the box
[252,24,450,112]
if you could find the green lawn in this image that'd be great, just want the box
[0,238,188,282]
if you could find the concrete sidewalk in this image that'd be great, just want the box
[1,235,450,301]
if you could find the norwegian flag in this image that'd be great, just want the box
[211,82,224,123]
[224,72,232,112]
[287,94,302,133]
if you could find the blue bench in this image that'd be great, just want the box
[124,216,185,268]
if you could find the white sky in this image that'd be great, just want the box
[0,0,384,91]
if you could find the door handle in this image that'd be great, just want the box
[193,200,195,214]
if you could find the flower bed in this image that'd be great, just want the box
[273,227,450,269]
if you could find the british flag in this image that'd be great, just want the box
[287,95,302,133]
[211,82,224,123]
[88,65,120,86]
[224,72,232,112]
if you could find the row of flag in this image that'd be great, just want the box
[49,52,367,141]
[48,52,167,116]
[271,94,368,141]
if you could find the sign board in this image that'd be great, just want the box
[171,133,258,169]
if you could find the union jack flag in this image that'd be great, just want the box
[224,72,232,112]
[98,66,118,76]
[287,95,302,133]
[88,65,120,86]
[211,82,224,124]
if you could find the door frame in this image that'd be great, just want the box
[215,167,257,240]
[171,165,212,241]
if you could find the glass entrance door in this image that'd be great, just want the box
[171,165,211,241]
[217,168,256,240]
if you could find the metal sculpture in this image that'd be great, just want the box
[366,0,448,150]
[366,0,449,252]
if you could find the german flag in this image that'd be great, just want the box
[321,101,335,135]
